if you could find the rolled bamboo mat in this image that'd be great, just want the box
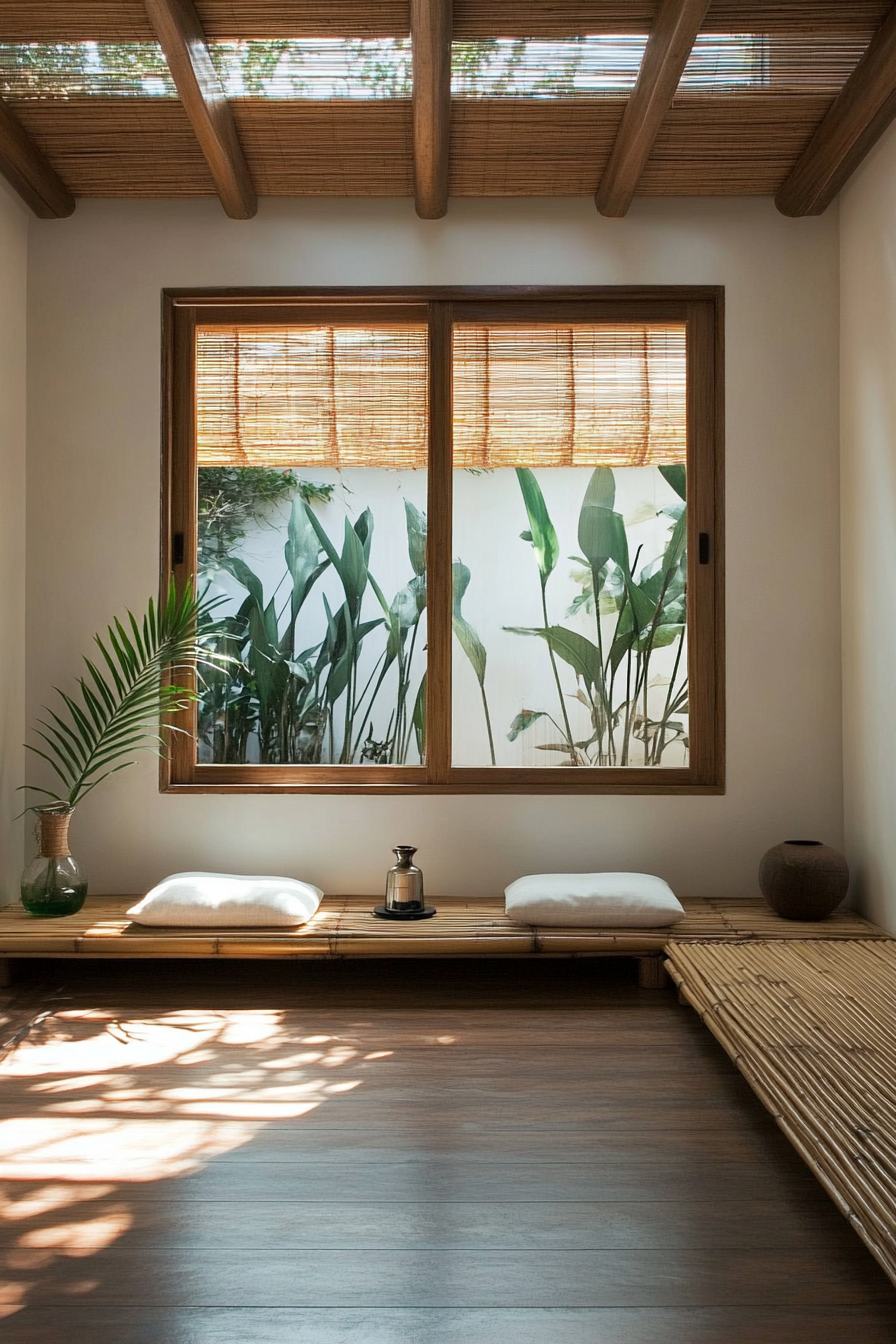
[665,939,896,1287]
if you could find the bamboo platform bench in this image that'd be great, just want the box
[0,893,886,987]
[665,938,896,1290]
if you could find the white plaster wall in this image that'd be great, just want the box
[841,120,896,933]
[0,180,28,905]
[26,196,842,899]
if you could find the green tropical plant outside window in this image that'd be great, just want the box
[164,288,723,793]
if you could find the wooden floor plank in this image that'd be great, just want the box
[0,1196,853,1252]
[1,1246,891,1308]
[4,1307,896,1344]
[0,958,892,1335]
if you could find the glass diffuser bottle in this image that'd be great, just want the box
[373,845,436,920]
[21,804,88,918]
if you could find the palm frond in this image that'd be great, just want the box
[23,580,223,809]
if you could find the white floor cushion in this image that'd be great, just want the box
[127,872,323,927]
[504,872,685,928]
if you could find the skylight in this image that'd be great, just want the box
[453,35,767,95]
[212,39,412,99]
[0,35,840,102]
[0,42,175,99]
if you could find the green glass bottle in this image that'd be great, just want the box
[21,805,87,918]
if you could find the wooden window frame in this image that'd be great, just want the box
[161,285,724,795]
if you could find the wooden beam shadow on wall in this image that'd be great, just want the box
[0,96,75,218]
[143,0,257,220]
[595,0,711,218]
[411,0,452,219]
[776,3,896,216]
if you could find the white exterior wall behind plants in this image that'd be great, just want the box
[210,463,688,769]
[841,118,896,934]
[25,197,841,900]
[0,181,28,905]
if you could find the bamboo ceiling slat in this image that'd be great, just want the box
[11,98,216,195]
[702,1,890,34]
[454,2,887,37]
[232,99,412,195]
[2,0,887,42]
[638,93,834,194]
[0,92,861,199]
[196,2,410,39]
[0,2,155,42]
[454,3,656,36]
[0,2,410,41]
[666,939,896,1287]
[450,98,623,195]
[455,1,888,37]
[0,894,885,962]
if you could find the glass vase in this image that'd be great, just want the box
[21,805,88,918]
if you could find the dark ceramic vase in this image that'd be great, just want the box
[758,840,849,921]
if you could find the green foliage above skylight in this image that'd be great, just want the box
[0,42,174,99]
[0,35,768,102]
[212,39,412,98]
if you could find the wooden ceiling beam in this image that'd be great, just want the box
[596,0,711,217]
[411,0,452,219]
[776,3,896,216]
[0,97,75,218]
[143,0,256,219]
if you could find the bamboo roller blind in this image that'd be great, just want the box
[195,321,687,469]
[452,324,686,467]
[196,324,429,469]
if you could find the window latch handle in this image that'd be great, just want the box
[698,532,711,565]
[173,532,185,566]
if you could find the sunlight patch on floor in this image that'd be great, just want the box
[0,1003,386,1317]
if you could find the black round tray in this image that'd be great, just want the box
[372,904,437,921]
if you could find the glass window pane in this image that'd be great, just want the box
[451,323,688,769]
[196,324,428,767]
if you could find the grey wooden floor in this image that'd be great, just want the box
[1,957,894,1343]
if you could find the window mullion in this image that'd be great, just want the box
[425,300,453,783]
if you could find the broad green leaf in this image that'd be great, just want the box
[412,672,427,760]
[390,574,426,631]
[578,504,629,575]
[326,649,353,706]
[507,709,547,742]
[640,623,684,651]
[355,618,384,644]
[660,465,687,500]
[504,625,602,689]
[404,500,427,577]
[285,498,322,616]
[354,508,373,563]
[453,561,487,687]
[662,509,688,575]
[340,517,368,617]
[541,627,602,688]
[624,579,657,636]
[625,501,660,527]
[224,557,265,610]
[609,627,636,674]
[304,501,343,579]
[582,466,616,512]
[391,583,420,629]
[516,468,559,581]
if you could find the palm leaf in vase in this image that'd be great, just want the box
[23,579,221,810]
